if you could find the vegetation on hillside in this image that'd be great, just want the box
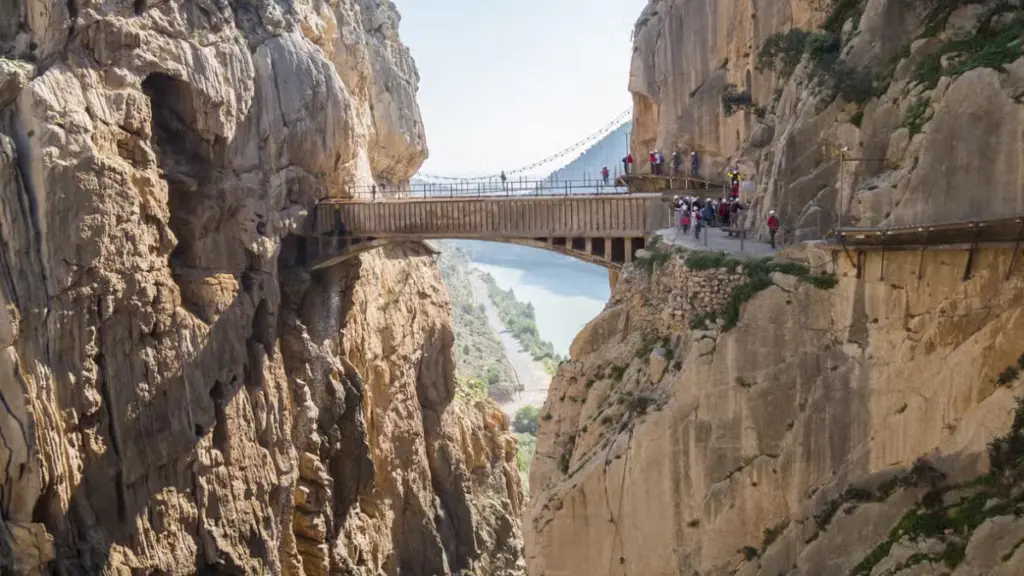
[634,239,838,332]
[480,273,566,374]
[512,405,540,494]
[435,243,519,401]
[513,405,540,435]
[755,0,1024,112]
[685,251,838,331]
[756,24,879,104]
[515,432,537,495]
[913,5,1024,89]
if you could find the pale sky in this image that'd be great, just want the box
[396,0,648,179]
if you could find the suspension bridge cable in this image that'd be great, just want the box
[412,107,633,182]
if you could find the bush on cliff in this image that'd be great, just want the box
[684,252,838,331]
[513,406,540,435]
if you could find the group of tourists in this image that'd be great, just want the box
[671,196,781,248]
[621,150,701,178]
[672,196,746,240]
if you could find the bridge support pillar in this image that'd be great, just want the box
[608,269,620,292]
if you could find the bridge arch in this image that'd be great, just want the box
[306,235,645,272]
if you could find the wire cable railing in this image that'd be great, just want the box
[327,177,635,201]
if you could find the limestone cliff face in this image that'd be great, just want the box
[0,0,520,574]
[629,0,1024,240]
[526,245,1024,575]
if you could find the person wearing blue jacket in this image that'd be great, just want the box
[702,205,714,227]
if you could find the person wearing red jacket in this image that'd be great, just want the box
[767,210,781,249]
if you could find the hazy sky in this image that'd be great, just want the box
[396,0,648,178]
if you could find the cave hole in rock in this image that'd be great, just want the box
[143,72,221,321]
[210,379,231,456]
[133,0,146,15]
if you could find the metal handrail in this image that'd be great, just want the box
[334,178,632,200]
[835,216,1024,238]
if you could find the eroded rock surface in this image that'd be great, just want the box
[629,0,1024,241]
[0,0,520,574]
[526,245,1024,575]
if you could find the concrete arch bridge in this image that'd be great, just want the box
[297,190,671,272]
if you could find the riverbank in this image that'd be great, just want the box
[469,272,552,415]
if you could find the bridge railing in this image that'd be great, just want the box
[834,216,1024,247]
[342,178,631,200]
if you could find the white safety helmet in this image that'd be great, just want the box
[769,210,776,215]
[691,152,696,156]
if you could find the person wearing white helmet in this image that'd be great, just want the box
[672,195,684,229]
[767,210,781,249]
[690,151,699,178]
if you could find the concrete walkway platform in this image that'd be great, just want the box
[655,226,778,258]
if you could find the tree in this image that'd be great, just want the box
[485,365,504,387]
[513,406,540,435]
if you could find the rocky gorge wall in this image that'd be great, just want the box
[0,0,523,574]
[526,244,1024,575]
[629,0,1024,241]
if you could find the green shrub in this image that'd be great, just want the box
[836,66,878,103]
[690,313,715,330]
[904,97,930,136]
[762,520,789,550]
[807,31,841,65]
[821,0,867,34]
[684,254,838,331]
[915,9,1024,89]
[998,366,1021,386]
[628,395,655,416]
[989,397,1024,476]
[513,406,540,435]
[804,273,839,289]
[850,110,864,127]
[685,251,742,271]
[558,433,577,475]
[609,365,627,382]
[558,450,571,474]
[636,238,674,275]
[757,29,812,76]
[722,83,755,116]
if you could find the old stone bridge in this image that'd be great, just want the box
[300,189,671,271]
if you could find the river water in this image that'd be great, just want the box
[473,263,608,357]
[454,241,610,413]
